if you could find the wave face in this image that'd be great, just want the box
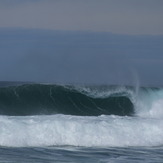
[0,84,134,116]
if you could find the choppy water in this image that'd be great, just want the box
[0,146,163,163]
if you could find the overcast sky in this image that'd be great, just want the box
[0,0,163,86]
[0,0,163,35]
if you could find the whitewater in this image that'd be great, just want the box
[0,114,163,147]
[0,83,163,162]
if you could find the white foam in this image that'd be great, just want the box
[73,85,136,102]
[135,89,163,118]
[0,114,162,147]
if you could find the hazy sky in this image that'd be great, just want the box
[0,0,163,35]
[0,0,163,86]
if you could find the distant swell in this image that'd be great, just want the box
[0,84,134,116]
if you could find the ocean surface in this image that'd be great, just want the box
[0,82,163,162]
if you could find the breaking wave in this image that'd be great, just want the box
[0,83,163,147]
[0,84,134,116]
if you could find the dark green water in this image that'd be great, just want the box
[0,84,134,116]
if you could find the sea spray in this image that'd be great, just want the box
[0,115,163,147]
[134,87,163,118]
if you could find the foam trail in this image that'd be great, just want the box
[0,115,162,147]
